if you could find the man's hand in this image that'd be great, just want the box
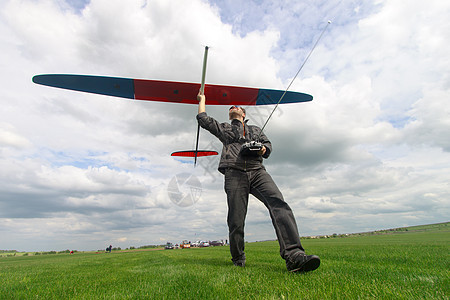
[258,145,266,156]
[198,92,206,114]
[197,93,205,102]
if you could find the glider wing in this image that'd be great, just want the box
[32,74,313,105]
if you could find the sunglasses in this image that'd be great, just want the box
[229,105,242,111]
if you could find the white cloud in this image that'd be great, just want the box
[0,123,32,149]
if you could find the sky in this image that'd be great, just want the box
[0,0,449,252]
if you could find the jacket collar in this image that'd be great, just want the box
[231,119,249,125]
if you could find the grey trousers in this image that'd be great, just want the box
[224,167,304,262]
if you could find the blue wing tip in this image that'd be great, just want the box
[32,75,42,84]
[256,89,313,105]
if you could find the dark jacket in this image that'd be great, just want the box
[197,112,272,174]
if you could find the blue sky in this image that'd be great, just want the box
[0,0,449,251]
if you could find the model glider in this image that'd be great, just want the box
[32,46,314,166]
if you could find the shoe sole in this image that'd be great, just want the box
[289,256,320,273]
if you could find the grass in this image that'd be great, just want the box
[1,223,449,299]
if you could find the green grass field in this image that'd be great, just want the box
[1,223,448,299]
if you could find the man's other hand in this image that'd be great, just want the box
[258,146,266,156]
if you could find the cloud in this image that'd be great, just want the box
[404,88,450,151]
[0,123,32,149]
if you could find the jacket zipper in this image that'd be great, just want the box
[242,121,247,171]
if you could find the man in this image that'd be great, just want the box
[196,93,320,272]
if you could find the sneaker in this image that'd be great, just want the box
[232,260,246,267]
[286,251,320,273]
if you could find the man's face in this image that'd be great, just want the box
[229,105,245,120]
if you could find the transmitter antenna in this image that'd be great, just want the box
[258,20,331,137]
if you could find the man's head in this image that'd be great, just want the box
[229,105,246,121]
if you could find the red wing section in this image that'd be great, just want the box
[171,150,219,157]
[134,80,259,105]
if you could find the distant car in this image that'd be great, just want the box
[165,242,174,250]
[191,241,200,247]
[199,241,210,247]
[180,240,191,249]
[210,240,223,246]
